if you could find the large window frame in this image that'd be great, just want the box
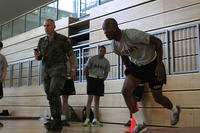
[0,0,113,41]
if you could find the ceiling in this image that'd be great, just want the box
[0,0,53,25]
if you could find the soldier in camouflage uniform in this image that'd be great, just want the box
[34,19,76,132]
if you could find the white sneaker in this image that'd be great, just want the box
[170,106,181,125]
[92,119,103,127]
[132,123,147,133]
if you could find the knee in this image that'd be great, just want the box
[121,87,126,96]
[121,87,131,96]
[153,94,163,104]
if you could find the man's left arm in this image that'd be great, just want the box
[69,53,77,73]
[66,39,77,78]
[150,35,164,81]
[103,61,110,80]
[103,72,109,80]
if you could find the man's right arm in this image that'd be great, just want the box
[34,39,42,60]
[84,66,89,78]
[121,55,131,67]
[84,57,92,78]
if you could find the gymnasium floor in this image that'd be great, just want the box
[0,120,199,133]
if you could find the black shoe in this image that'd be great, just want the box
[44,120,52,128]
[45,121,62,132]
[124,120,131,127]
[62,120,70,126]
[0,110,9,116]
[0,122,3,127]
[170,106,181,125]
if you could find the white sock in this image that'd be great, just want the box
[61,115,66,120]
[93,118,97,122]
[172,105,177,113]
[133,111,144,125]
[85,118,89,122]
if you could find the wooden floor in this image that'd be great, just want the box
[0,120,199,133]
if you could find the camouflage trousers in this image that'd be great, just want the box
[43,75,65,122]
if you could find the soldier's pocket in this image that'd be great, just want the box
[49,65,67,77]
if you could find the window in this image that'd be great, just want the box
[58,0,78,19]
[13,16,25,36]
[11,63,20,87]
[26,10,40,31]
[1,22,12,40]
[73,45,90,82]
[100,0,113,4]
[170,25,199,74]
[80,0,98,17]
[40,2,58,25]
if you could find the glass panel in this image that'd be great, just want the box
[40,2,58,25]
[58,0,78,19]
[13,16,25,36]
[73,49,81,81]
[80,0,98,17]
[31,60,40,85]
[172,26,198,73]
[100,0,113,4]
[21,62,29,86]
[26,9,40,31]
[12,64,19,87]
[4,66,10,87]
[1,22,12,40]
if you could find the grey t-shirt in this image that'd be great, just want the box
[85,55,110,78]
[0,53,8,78]
[111,29,156,66]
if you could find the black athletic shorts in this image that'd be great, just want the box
[87,77,104,96]
[125,58,166,90]
[61,79,76,95]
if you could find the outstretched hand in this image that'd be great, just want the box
[34,50,41,60]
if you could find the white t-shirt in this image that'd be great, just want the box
[111,29,156,66]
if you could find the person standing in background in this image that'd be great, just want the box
[61,54,77,126]
[83,46,110,127]
[0,41,8,127]
[34,19,76,132]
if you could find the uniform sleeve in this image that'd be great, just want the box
[36,38,43,60]
[0,55,8,81]
[37,38,42,52]
[64,38,74,57]
[105,60,110,72]
[85,57,93,68]
[3,56,8,67]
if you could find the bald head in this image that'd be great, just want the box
[103,18,118,27]
[102,18,121,40]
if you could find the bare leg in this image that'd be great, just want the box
[122,75,141,114]
[62,95,69,116]
[86,95,93,118]
[94,96,100,119]
[151,89,173,109]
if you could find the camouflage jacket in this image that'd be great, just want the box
[37,32,74,77]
